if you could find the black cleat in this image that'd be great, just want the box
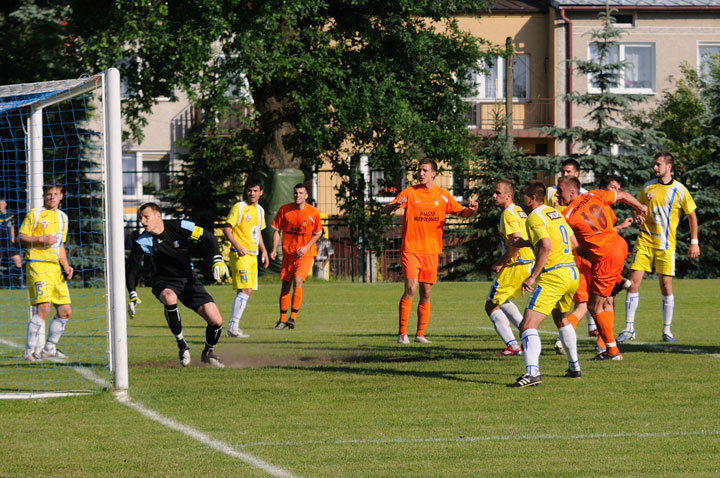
[274,320,287,330]
[286,318,295,329]
[200,349,224,368]
[508,373,542,388]
[564,369,582,378]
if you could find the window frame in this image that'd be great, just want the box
[587,42,656,95]
[462,54,531,102]
[698,42,720,79]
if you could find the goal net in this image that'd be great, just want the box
[0,69,127,398]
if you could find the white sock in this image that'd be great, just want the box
[25,314,44,354]
[489,309,518,348]
[500,301,523,329]
[46,316,68,347]
[521,329,541,376]
[586,312,597,332]
[625,292,639,332]
[558,324,579,372]
[230,292,250,327]
[662,294,675,334]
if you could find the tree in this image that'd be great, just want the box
[66,0,500,228]
[542,2,662,187]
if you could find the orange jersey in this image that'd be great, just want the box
[562,189,619,261]
[271,203,323,257]
[392,185,464,254]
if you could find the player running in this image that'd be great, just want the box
[126,203,229,368]
[485,180,534,356]
[383,158,477,344]
[556,176,647,361]
[508,180,580,387]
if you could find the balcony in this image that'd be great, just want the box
[465,98,554,137]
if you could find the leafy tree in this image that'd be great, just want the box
[542,2,662,187]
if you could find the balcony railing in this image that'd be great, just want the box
[465,98,553,130]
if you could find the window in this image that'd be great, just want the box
[699,43,720,79]
[588,42,655,94]
[611,13,634,27]
[142,155,170,196]
[122,153,138,195]
[462,54,531,100]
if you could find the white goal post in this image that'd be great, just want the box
[0,68,127,396]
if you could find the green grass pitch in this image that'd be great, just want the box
[1,278,719,476]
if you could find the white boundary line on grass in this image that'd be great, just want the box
[1,337,299,478]
[235,429,720,448]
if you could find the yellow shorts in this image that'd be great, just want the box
[630,243,675,276]
[26,261,71,306]
[487,261,533,306]
[525,266,578,316]
[229,252,259,290]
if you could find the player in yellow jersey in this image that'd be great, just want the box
[18,184,74,361]
[620,152,699,343]
[485,180,534,356]
[508,181,580,388]
[222,178,270,338]
[545,159,587,213]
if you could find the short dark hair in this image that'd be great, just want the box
[245,177,264,191]
[293,183,308,193]
[497,179,515,195]
[419,158,438,172]
[558,175,581,192]
[522,180,546,202]
[599,174,623,189]
[654,151,674,166]
[138,202,162,214]
[43,182,63,193]
[561,158,581,173]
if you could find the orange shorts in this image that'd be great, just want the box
[280,254,315,282]
[401,251,438,284]
[590,237,628,297]
[573,255,592,303]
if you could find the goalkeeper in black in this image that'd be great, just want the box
[126,202,230,368]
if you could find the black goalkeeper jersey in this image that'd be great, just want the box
[126,219,220,293]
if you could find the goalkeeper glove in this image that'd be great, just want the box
[212,255,229,283]
[128,291,141,320]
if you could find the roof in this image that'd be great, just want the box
[556,0,720,6]
[490,0,554,12]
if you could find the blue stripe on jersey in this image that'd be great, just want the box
[488,280,500,301]
[136,232,154,255]
[528,285,542,310]
[664,188,677,250]
[180,220,196,232]
[542,262,576,272]
[570,266,578,281]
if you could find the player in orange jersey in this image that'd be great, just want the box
[270,183,323,330]
[557,176,647,360]
[383,158,478,344]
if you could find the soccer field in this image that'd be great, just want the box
[1,279,719,476]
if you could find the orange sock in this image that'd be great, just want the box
[399,298,412,335]
[290,288,303,320]
[567,313,580,329]
[416,302,431,337]
[593,310,619,355]
[279,291,291,322]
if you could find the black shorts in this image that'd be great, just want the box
[152,274,214,311]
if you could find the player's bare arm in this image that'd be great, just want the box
[492,231,521,273]
[59,243,74,280]
[522,237,550,295]
[616,191,648,219]
[614,217,634,232]
[222,224,247,256]
[270,229,281,261]
[258,231,270,268]
[688,210,700,259]
[458,199,479,217]
[296,231,323,257]
[382,196,406,215]
[18,232,58,248]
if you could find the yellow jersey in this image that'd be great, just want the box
[19,207,69,263]
[526,205,575,270]
[499,204,535,265]
[635,179,696,252]
[225,201,266,255]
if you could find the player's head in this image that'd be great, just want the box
[556,176,581,206]
[417,158,437,186]
[653,152,674,180]
[600,174,623,192]
[493,180,514,208]
[244,177,264,205]
[42,183,64,210]
[138,202,164,234]
[521,180,546,212]
[560,159,581,178]
[0,196,6,211]
[293,183,309,206]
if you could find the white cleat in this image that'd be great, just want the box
[22,350,41,362]
[40,346,68,360]
[397,333,410,344]
[414,335,432,344]
[554,337,565,355]
[179,347,191,367]
[226,326,249,338]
